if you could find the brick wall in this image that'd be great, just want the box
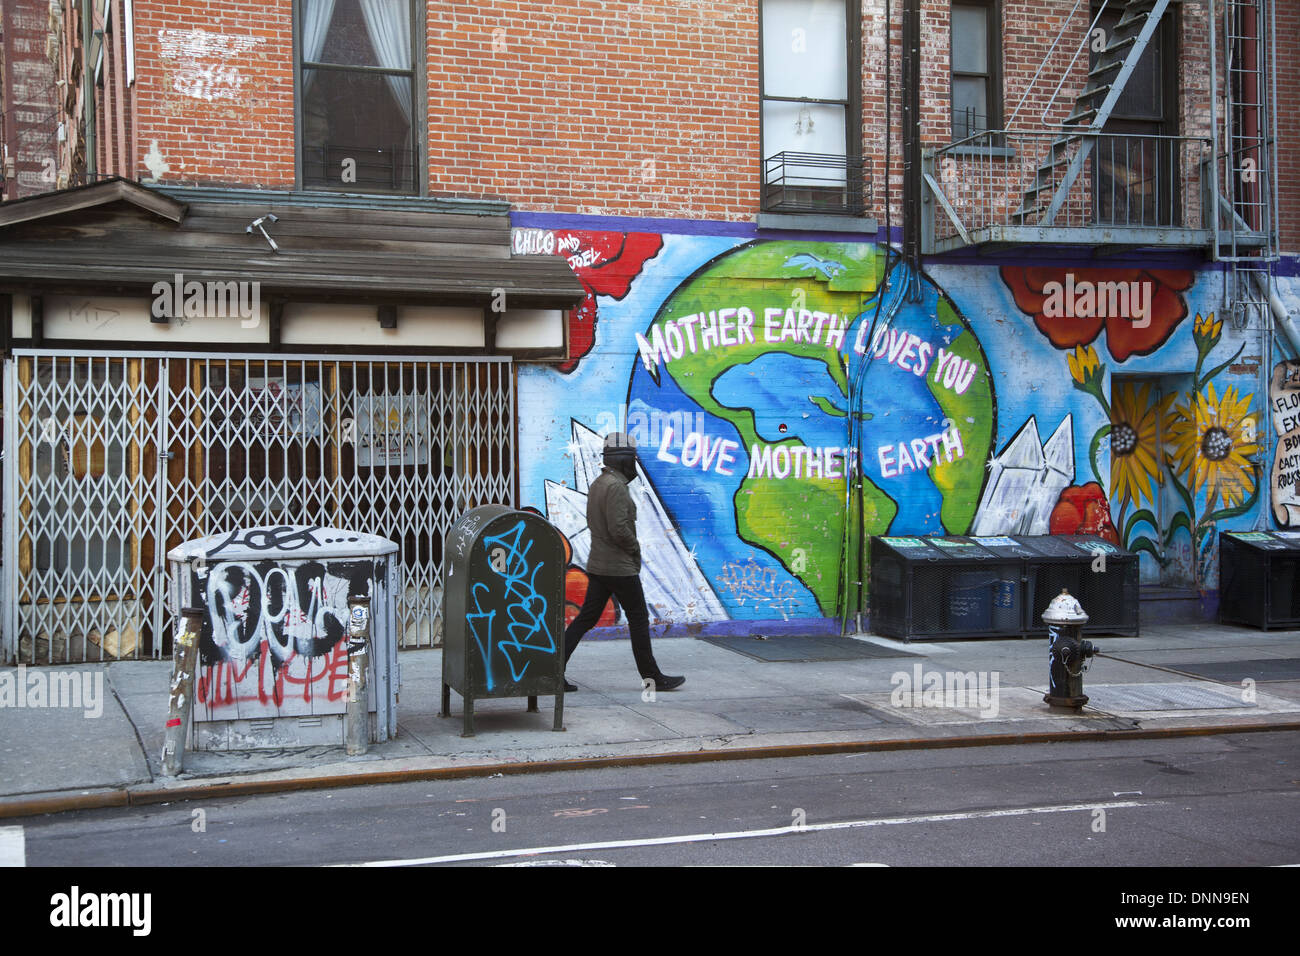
[1277,0,1299,252]
[62,0,1294,238]
[426,2,759,218]
[131,0,295,187]
[1,0,60,200]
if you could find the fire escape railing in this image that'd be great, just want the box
[923,129,1214,251]
[921,0,1281,254]
[763,151,872,217]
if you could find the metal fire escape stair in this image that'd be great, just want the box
[1011,0,1170,226]
[1212,0,1279,331]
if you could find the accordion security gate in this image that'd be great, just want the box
[2,350,515,664]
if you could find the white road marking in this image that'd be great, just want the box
[0,827,26,867]
[496,859,616,867]
[334,800,1154,867]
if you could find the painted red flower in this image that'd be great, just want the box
[564,568,619,628]
[1000,266,1194,362]
[533,230,663,373]
[1049,482,1120,544]
[540,517,619,627]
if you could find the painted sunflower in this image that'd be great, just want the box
[1109,380,1170,509]
[1166,382,1258,510]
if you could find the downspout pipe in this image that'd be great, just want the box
[82,0,95,181]
[1260,271,1299,359]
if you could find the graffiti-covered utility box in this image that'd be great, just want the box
[440,505,566,736]
[167,526,399,750]
[1219,531,1300,629]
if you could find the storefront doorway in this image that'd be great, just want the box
[3,351,514,663]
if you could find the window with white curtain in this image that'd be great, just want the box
[760,0,860,211]
[298,0,418,193]
[950,1,1000,141]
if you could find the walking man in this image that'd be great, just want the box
[563,432,685,692]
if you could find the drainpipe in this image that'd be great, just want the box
[901,0,922,294]
[1261,272,1299,358]
[82,0,95,181]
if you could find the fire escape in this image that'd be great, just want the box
[921,0,1278,312]
[1211,0,1278,330]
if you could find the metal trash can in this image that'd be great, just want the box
[168,526,399,750]
[1219,530,1300,628]
[440,505,566,736]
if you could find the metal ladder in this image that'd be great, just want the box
[1211,0,1278,330]
[1011,0,1171,226]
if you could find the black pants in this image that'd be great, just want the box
[564,572,661,680]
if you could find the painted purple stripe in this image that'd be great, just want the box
[509,210,890,244]
[572,590,1223,642]
[578,617,845,641]
[509,211,1300,273]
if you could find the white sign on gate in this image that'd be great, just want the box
[247,378,323,439]
[354,393,430,467]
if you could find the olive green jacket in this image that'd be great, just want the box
[585,466,641,576]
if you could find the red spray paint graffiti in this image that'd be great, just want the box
[196,639,351,713]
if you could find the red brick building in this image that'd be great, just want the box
[6,1,1289,241]
[2,1,1297,666]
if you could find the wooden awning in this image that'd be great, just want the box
[0,178,585,310]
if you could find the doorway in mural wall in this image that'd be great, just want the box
[1109,375,1195,587]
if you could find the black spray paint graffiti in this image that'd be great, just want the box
[466,522,555,690]
[198,559,376,668]
[204,525,361,558]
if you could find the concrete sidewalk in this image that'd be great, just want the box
[2,622,1299,818]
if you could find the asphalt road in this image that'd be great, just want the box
[12,730,1299,868]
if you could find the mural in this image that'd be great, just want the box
[626,242,995,621]
[1270,359,1300,526]
[512,227,664,373]
[1001,265,1261,588]
[517,224,1276,625]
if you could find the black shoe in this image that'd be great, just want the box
[653,675,685,692]
[563,678,578,693]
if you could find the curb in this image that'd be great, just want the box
[3,719,1299,821]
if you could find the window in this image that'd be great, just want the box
[760,0,863,215]
[1090,4,1177,226]
[950,1,1000,141]
[298,0,418,193]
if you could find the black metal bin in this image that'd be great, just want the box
[1219,531,1300,629]
[440,504,567,736]
[869,535,1027,640]
[869,533,1137,640]
[1017,534,1138,637]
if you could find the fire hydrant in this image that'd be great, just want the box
[1042,589,1098,709]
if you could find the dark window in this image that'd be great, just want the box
[951,1,1000,140]
[760,0,864,215]
[1090,4,1177,226]
[298,0,418,193]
